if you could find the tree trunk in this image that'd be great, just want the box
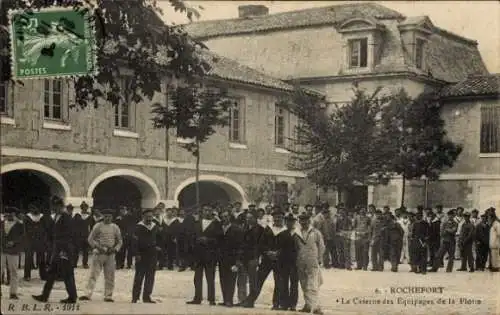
[400,175,406,208]
[195,140,201,208]
[337,188,342,206]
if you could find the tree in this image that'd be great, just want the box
[381,89,462,207]
[286,85,392,201]
[1,0,209,109]
[151,85,233,207]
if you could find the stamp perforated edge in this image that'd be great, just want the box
[8,6,99,81]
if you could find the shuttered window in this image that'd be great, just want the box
[480,105,500,153]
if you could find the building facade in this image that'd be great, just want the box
[181,3,498,210]
[1,3,498,212]
[0,50,308,212]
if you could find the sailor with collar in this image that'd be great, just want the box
[73,202,92,269]
[131,208,161,303]
[152,203,167,270]
[186,204,223,306]
[163,207,179,270]
[23,203,50,281]
[241,209,287,310]
[279,213,299,311]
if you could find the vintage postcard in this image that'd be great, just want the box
[0,1,499,315]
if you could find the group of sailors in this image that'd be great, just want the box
[1,196,500,314]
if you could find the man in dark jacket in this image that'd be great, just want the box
[217,210,243,307]
[152,204,166,270]
[279,213,299,311]
[186,205,223,305]
[33,196,77,303]
[457,212,475,272]
[475,214,490,271]
[370,210,386,271]
[412,213,430,274]
[174,208,188,271]
[384,214,404,272]
[427,211,441,267]
[131,208,161,303]
[72,202,92,269]
[115,206,135,269]
[354,208,371,270]
[236,210,264,305]
[163,207,179,270]
[242,210,287,309]
[430,210,459,273]
[23,203,50,281]
[1,206,25,299]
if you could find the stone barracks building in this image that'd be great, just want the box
[1,3,499,212]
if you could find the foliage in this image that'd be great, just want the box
[1,0,209,109]
[285,85,392,194]
[380,88,463,181]
[246,184,264,206]
[151,85,233,156]
[288,181,305,203]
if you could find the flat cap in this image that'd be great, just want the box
[285,213,297,221]
[298,213,310,220]
[101,209,114,215]
[271,210,284,217]
[4,206,19,214]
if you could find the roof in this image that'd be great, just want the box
[181,3,487,83]
[440,74,500,98]
[198,49,295,92]
[182,3,404,39]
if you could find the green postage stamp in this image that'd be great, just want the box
[8,7,98,79]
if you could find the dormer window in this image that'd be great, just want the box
[349,38,368,68]
[338,17,386,72]
[415,38,425,69]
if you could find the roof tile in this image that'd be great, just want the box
[440,74,500,98]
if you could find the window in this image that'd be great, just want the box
[43,79,63,120]
[115,77,133,129]
[275,106,289,147]
[415,38,425,69]
[480,105,500,153]
[274,182,289,206]
[229,98,244,143]
[0,81,7,114]
[349,38,368,68]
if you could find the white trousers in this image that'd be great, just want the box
[297,263,322,311]
[0,254,18,295]
[85,253,116,298]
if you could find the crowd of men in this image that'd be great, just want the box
[1,197,500,314]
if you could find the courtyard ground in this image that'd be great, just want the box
[1,262,499,315]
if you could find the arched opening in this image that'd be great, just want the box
[87,169,160,210]
[1,163,70,214]
[92,176,143,210]
[174,175,246,209]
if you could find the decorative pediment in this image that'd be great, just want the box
[398,16,434,36]
[338,17,386,34]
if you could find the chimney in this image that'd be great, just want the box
[238,5,269,18]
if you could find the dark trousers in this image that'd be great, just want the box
[165,239,177,269]
[24,249,47,280]
[116,237,133,268]
[192,258,216,302]
[355,239,370,269]
[323,239,338,268]
[132,253,157,302]
[386,242,402,271]
[475,242,489,270]
[176,238,188,268]
[219,259,237,305]
[428,241,439,265]
[460,242,474,271]
[73,240,89,267]
[279,262,298,309]
[433,239,456,272]
[334,236,345,268]
[41,258,77,301]
[246,259,280,307]
[415,242,428,273]
[157,248,166,269]
[371,239,384,271]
